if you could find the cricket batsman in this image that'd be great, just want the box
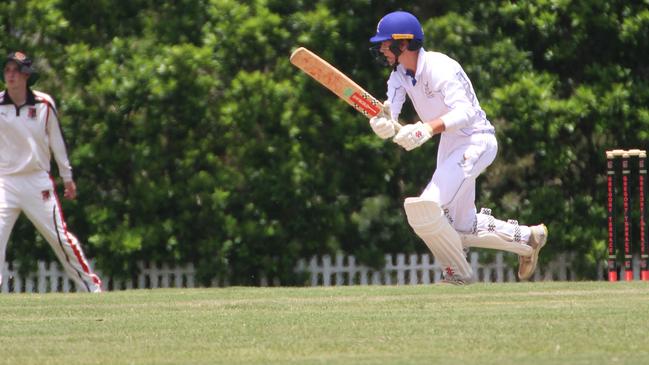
[368,11,548,284]
[0,51,102,292]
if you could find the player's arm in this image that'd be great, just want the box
[417,69,475,135]
[385,74,407,121]
[433,69,477,132]
[422,118,445,135]
[369,74,406,139]
[394,68,474,151]
[46,103,76,199]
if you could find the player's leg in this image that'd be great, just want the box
[421,136,496,228]
[464,212,547,280]
[517,223,548,280]
[426,134,538,257]
[20,174,102,292]
[464,208,534,256]
[440,174,534,256]
[0,178,22,287]
[0,208,20,287]
[444,175,533,256]
[404,197,473,283]
[447,149,547,278]
[413,140,493,283]
[464,203,548,280]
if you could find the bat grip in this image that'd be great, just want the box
[378,105,402,132]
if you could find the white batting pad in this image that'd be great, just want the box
[460,232,533,256]
[462,208,533,256]
[403,197,473,280]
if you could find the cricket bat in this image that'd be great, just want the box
[290,47,401,130]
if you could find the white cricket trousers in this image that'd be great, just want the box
[420,132,532,243]
[0,171,102,292]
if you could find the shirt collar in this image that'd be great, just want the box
[0,88,37,106]
[414,48,426,78]
[398,48,426,86]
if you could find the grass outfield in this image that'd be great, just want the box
[0,282,648,365]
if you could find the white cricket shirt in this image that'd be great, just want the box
[0,89,73,181]
[386,48,494,137]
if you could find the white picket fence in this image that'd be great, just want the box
[0,252,638,293]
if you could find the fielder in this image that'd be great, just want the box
[0,51,102,292]
[368,11,548,284]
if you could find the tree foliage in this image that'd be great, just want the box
[1,0,647,283]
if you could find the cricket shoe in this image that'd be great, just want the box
[88,283,102,293]
[517,224,548,280]
[88,274,103,293]
[440,267,472,285]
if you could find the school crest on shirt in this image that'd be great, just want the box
[423,81,435,98]
[41,190,51,201]
[28,107,37,118]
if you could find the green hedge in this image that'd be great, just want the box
[1,0,647,283]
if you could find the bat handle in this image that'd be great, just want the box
[378,105,402,132]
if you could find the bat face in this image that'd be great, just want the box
[290,47,383,118]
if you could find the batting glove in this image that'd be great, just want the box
[369,116,396,139]
[393,121,432,151]
[369,100,397,139]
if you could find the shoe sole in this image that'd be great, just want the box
[439,280,466,286]
[518,224,548,280]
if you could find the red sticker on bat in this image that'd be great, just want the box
[349,92,381,117]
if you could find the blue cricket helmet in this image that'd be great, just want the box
[369,11,424,43]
